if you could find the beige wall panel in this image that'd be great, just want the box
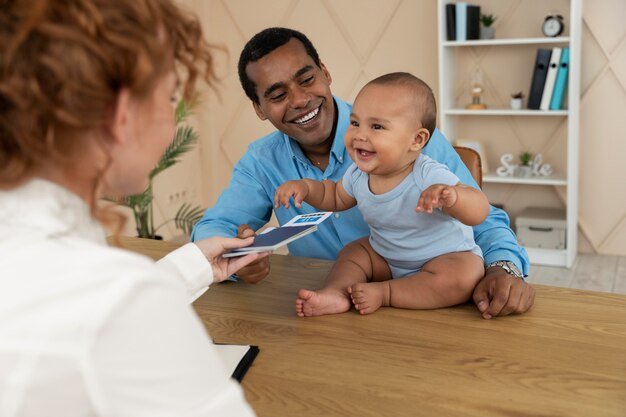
[362,1,439,99]
[151,0,626,257]
[281,3,363,99]
[600,222,626,256]
[581,25,609,94]
[579,71,626,246]
[583,0,626,54]
[579,0,626,255]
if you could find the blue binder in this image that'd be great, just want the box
[455,3,467,42]
[550,47,570,110]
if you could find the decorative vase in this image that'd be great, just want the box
[516,165,532,178]
[480,26,495,40]
[510,98,523,110]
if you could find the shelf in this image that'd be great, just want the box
[443,37,570,47]
[438,0,581,268]
[483,173,567,186]
[444,109,568,116]
[524,247,568,267]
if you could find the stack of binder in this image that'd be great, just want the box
[527,47,570,110]
[446,3,481,41]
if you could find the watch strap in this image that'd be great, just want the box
[486,260,523,278]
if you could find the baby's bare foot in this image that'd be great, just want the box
[295,288,351,317]
[349,282,389,315]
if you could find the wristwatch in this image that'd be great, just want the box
[486,260,523,278]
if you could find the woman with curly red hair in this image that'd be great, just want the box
[0,1,263,415]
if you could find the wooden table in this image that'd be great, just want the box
[114,236,626,417]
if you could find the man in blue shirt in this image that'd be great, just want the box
[192,27,535,319]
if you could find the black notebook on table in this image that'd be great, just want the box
[214,344,260,383]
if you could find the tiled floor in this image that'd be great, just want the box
[528,254,626,294]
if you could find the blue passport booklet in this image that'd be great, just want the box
[223,212,332,257]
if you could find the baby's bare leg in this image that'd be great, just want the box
[345,240,393,315]
[386,252,484,310]
[296,237,390,317]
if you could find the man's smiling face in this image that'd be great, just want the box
[246,38,335,150]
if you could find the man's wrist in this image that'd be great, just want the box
[486,260,523,279]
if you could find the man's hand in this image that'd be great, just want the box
[472,266,535,319]
[232,224,271,284]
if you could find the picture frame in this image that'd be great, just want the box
[455,139,489,173]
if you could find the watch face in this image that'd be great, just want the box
[543,17,563,37]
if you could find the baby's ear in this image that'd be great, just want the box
[411,128,431,151]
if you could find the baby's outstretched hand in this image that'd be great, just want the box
[416,184,458,213]
[275,180,309,209]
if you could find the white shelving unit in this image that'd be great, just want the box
[437,0,582,267]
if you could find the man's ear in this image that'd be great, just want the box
[320,62,332,85]
[411,128,431,151]
[252,101,267,121]
[109,88,134,145]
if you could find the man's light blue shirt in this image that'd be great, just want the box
[192,96,530,275]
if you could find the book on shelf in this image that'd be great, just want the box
[445,3,456,40]
[466,5,481,40]
[455,2,467,42]
[527,48,552,109]
[549,47,570,110]
[447,3,480,41]
[540,47,562,110]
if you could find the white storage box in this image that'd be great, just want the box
[516,207,566,250]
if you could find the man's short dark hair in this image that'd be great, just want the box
[238,27,321,104]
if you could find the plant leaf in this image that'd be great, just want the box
[174,202,205,236]
[149,125,198,180]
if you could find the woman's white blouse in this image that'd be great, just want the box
[0,180,255,417]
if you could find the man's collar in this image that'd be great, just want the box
[330,96,351,161]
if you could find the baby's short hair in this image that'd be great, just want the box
[366,72,437,136]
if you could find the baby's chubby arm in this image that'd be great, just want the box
[274,179,356,212]
[416,183,489,226]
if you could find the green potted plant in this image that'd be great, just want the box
[116,100,204,239]
[480,14,497,39]
[517,151,533,177]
